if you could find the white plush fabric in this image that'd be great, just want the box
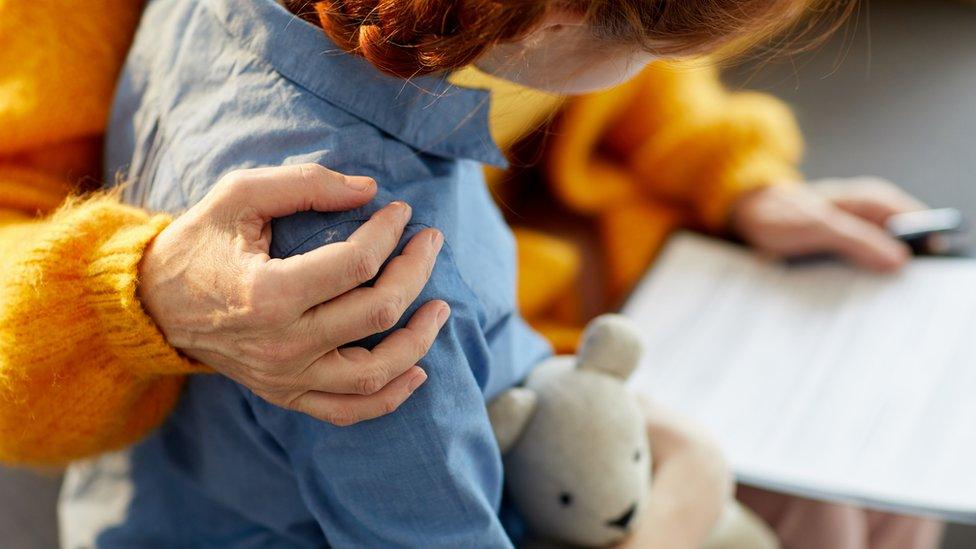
[490,315,651,546]
[489,314,779,548]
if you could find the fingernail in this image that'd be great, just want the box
[408,370,428,393]
[435,304,451,326]
[429,230,444,251]
[345,176,374,192]
[392,201,411,221]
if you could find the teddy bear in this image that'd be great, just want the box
[488,314,779,548]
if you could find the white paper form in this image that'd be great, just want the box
[623,232,976,521]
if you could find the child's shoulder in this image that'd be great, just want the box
[125,0,504,209]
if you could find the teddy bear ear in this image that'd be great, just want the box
[487,387,539,454]
[576,314,643,380]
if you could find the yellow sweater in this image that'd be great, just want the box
[546,63,802,319]
[0,3,801,465]
[0,0,200,466]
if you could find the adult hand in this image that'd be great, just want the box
[138,164,448,426]
[730,177,926,272]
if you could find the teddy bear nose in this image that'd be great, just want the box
[606,503,637,530]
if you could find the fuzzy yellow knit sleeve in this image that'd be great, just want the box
[547,61,804,299]
[0,191,204,466]
[0,0,207,466]
[550,61,804,231]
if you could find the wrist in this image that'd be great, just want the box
[726,181,808,245]
[727,185,774,237]
[135,221,185,350]
[86,211,200,375]
[137,239,163,323]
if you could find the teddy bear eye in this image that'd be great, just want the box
[559,492,573,507]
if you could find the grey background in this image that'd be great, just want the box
[1,0,974,546]
[727,0,976,216]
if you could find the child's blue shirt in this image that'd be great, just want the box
[99,0,552,546]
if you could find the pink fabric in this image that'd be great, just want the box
[737,486,944,549]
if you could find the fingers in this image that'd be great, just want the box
[264,202,415,311]
[289,366,429,426]
[306,227,444,345]
[738,181,919,272]
[298,300,450,395]
[814,177,927,226]
[816,210,911,271]
[216,163,377,220]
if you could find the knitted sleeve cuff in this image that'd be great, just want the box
[82,203,206,376]
[0,196,200,466]
[696,155,802,233]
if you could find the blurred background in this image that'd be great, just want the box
[725,1,976,541]
[738,2,976,544]
[2,0,974,546]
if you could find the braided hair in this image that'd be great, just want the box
[284,0,855,78]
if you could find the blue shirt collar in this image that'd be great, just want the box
[206,0,507,167]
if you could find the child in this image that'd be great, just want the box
[73,0,924,546]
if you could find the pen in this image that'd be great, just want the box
[885,207,966,256]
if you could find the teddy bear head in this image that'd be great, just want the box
[488,314,651,547]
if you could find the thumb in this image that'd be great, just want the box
[221,163,376,220]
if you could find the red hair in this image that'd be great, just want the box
[285,0,855,78]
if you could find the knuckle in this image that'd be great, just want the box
[421,246,438,278]
[356,369,385,396]
[299,162,327,183]
[328,406,359,427]
[370,295,403,332]
[351,246,382,282]
[339,346,370,362]
[217,170,250,194]
[416,329,437,355]
[403,328,433,359]
[381,396,402,416]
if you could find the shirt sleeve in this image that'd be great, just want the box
[246,220,512,548]
[548,61,804,232]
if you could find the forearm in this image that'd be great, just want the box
[640,88,804,232]
[619,403,732,549]
[0,196,201,466]
[620,444,731,549]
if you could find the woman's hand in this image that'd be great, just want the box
[730,177,927,272]
[616,399,733,549]
[138,164,449,426]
